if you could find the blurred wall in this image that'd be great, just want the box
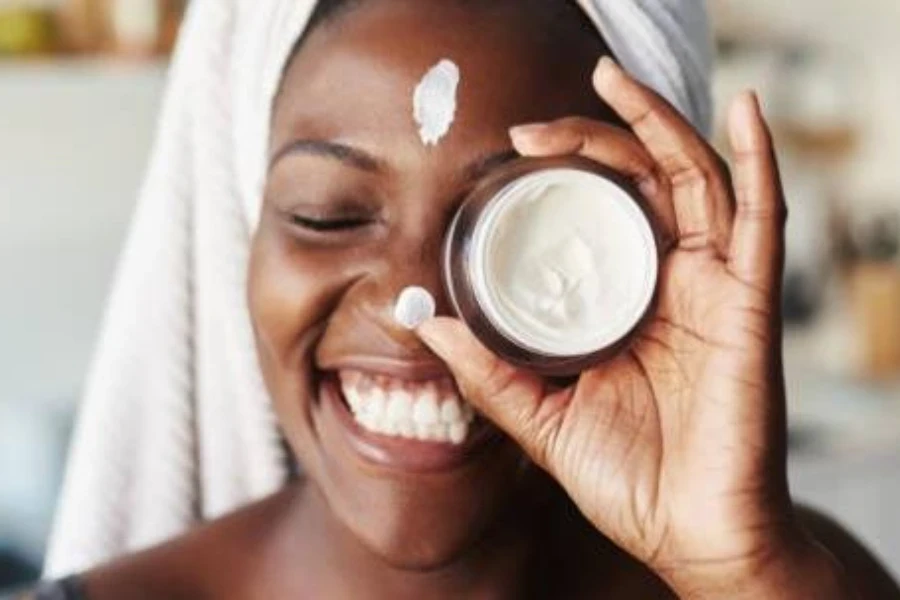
[0,61,163,559]
[713,0,900,204]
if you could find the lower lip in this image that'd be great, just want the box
[319,376,502,474]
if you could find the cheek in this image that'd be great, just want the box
[248,223,364,464]
[248,225,355,377]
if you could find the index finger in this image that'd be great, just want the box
[593,57,734,255]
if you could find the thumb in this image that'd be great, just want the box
[416,317,569,467]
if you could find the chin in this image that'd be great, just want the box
[288,364,537,572]
[257,323,540,571]
[346,497,496,570]
[313,424,529,572]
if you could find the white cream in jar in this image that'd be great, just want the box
[444,160,659,374]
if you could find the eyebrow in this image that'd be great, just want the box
[269,139,519,181]
[269,139,383,173]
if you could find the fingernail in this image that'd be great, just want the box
[749,90,762,111]
[509,123,549,143]
[730,90,759,148]
[598,55,619,70]
[741,89,760,114]
[593,55,620,86]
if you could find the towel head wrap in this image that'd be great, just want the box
[45,0,713,577]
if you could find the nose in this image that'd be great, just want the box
[333,240,448,358]
[381,227,454,323]
[342,194,463,355]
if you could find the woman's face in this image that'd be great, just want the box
[250,0,612,567]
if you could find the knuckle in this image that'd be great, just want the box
[667,150,731,200]
[653,168,673,195]
[555,116,591,136]
[668,162,708,190]
[736,197,788,223]
[625,156,658,183]
[476,358,522,404]
[732,147,768,163]
[629,89,679,133]
[543,116,592,152]
[630,103,660,133]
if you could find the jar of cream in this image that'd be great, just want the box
[443,157,660,376]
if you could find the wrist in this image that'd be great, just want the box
[658,527,857,599]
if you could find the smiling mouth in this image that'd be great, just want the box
[317,366,501,473]
[338,370,476,444]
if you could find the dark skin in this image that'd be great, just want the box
[44,1,900,598]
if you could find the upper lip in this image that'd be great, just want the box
[317,355,454,382]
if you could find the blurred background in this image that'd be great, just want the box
[1,0,899,593]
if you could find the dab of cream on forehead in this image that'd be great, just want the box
[412,59,461,147]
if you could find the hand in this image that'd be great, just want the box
[416,57,846,598]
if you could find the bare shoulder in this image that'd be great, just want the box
[797,505,900,599]
[77,487,299,600]
[9,577,87,600]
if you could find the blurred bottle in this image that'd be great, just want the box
[108,0,159,56]
[108,0,183,56]
[57,0,106,53]
[848,209,900,379]
[57,0,184,56]
[0,1,57,55]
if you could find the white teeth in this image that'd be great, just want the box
[413,392,440,426]
[427,424,445,441]
[364,391,386,420]
[440,399,461,423]
[359,411,378,431]
[339,371,474,445]
[398,421,415,438]
[344,388,362,413]
[386,389,413,422]
[449,422,468,445]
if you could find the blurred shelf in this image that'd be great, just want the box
[0,56,168,76]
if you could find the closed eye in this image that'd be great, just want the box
[290,214,374,232]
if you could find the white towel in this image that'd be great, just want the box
[44,0,713,577]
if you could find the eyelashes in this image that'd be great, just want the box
[290,214,375,233]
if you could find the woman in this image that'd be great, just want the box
[28,0,900,597]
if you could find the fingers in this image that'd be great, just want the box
[510,116,677,247]
[593,56,734,256]
[510,118,659,194]
[726,92,787,296]
[415,317,566,465]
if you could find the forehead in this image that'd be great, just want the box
[271,0,611,166]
